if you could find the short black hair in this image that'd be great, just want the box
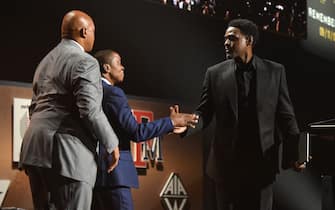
[228,18,259,47]
[94,49,116,74]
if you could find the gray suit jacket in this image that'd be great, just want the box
[185,56,299,183]
[19,39,119,186]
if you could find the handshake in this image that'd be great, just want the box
[169,105,199,134]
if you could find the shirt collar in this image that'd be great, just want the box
[101,77,112,86]
[235,56,256,72]
[67,39,84,52]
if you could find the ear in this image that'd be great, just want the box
[103,63,110,73]
[80,28,87,38]
[246,35,254,47]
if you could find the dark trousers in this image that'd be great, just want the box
[25,165,92,210]
[214,151,276,210]
[216,181,273,210]
[92,187,134,210]
[322,176,335,210]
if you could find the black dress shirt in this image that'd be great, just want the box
[234,57,277,186]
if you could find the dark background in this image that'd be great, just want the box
[1,0,334,131]
[1,0,335,209]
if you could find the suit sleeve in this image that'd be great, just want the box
[28,92,37,119]
[277,66,299,135]
[103,87,174,142]
[276,66,300,166]
[71,58,118,154]
[182,69,214,137]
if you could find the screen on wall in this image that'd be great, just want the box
[302,0,335,62]
[146,0,307,39]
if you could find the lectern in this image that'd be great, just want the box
[308,118,335,210]
[307,118,335,175]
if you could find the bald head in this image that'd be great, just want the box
[61,10,95,52]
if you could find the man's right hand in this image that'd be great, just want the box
[173,126,188,134]
[169,105,198,128]
[291,161,306,172]
[107,146,120,173]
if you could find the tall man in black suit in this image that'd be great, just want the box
[182,18,305,210]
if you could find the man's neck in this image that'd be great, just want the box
[236,51,253,64]
[235,55,254,71]
[101,77,114,86]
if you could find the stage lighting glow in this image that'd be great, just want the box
[275,5,284,11]
[147,0,306,39]
[302,0,335,62]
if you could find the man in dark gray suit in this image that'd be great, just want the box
[182,18,305,210]
[19,10,119,209]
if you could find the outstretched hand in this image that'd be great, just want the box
[173,126,188,134]
[169,105,198,131]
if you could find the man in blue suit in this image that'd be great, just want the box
[92,49,198,210]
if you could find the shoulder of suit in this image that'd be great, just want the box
[257,56,285,70]
[114,86,127,98]
[103,83,126,97]
[207,59,234,73]
[57,40,97,64]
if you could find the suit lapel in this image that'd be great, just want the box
[224,61,238,120]
[255,56,267,113]
[224,56,267,120]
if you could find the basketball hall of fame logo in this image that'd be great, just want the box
[160,172,189,210]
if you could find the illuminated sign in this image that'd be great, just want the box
[131,109,164,169]
[302,0,335,61]
[308,7,335,27]
[12,97,31,162]
[160,172,188,210]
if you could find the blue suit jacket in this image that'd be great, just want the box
[96,80,174,188]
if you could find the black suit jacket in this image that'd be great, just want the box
[185,56,299,183]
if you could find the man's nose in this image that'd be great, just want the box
[224,39,230,47]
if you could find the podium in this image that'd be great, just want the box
[308,118,335,210]
[307,118,335,175]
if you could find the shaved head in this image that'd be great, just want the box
[61,10,95,52]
